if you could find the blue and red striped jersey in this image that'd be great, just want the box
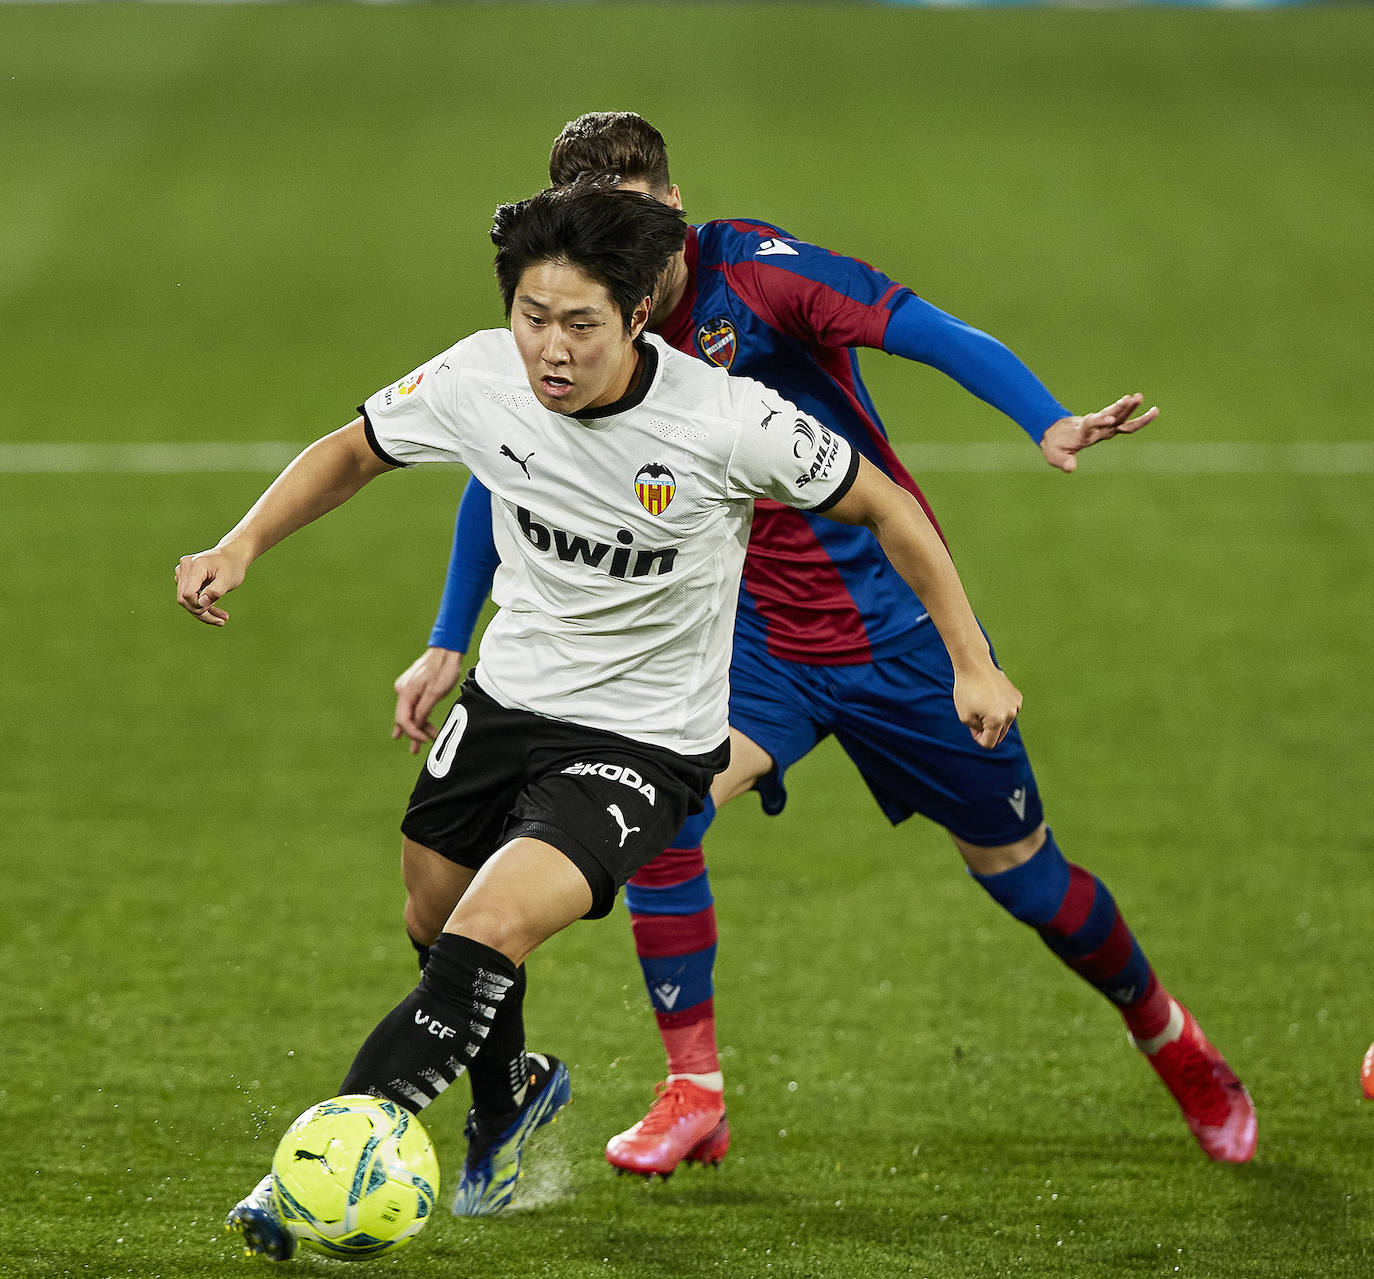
[658,220,937,665]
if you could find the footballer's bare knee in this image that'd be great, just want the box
[444,836,596,965]
[953,823,1048,877]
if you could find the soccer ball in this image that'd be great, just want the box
[269,1094,439,1259]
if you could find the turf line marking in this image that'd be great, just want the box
[1,441,1372,475]
[895,442,1374,474]
[0,443,303,473]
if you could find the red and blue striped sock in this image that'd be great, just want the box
[624,801,720,1077]
[973,829,1173,1042]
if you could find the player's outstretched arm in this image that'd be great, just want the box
[822,457,1022,749]
[1040,394,1159,473]
[174,419,394,626]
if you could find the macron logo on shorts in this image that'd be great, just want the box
[562,760,657,805]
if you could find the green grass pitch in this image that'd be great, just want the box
[2,5,1371,1277]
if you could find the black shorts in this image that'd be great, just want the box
[401,677,729,919]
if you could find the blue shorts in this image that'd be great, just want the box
[728,625,1043,848]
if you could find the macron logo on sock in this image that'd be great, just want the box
[653,982,683,1011]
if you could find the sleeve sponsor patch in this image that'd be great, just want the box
[790,417,841,489]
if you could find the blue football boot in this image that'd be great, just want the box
[224,1173,296,1261]
[451,1052,571,1215]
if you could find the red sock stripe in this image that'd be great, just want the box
[630,906,717,958]
[628,845,707,889]
[656,996,716,1033]
[1121,973,1172,1039]
[660,1003,720,1073]
[1049,864,1097,935]
[1068,911,1134,984]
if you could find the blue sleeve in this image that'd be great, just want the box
[428,475,498,652]
[882,292,1069,444]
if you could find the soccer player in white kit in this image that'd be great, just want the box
[174,183,1020,1256]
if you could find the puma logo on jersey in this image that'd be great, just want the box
[606,803,641,848]
[500,444,534,478]
[517,507,678,580]
[562,760,657,803]
[755,238,798,257]
[760,403,781,429]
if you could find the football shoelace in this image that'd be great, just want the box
[635,1080,712,1135]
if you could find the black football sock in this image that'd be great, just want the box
[338,933,518,1113]
[465,963,529,1117]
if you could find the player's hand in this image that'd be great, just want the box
[1040,394,1158,473]
[393,647,465,754]
[174,545,250,626]
[953,666,1023,750]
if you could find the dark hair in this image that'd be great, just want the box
[491,183,687,331]
[548,112,671,193]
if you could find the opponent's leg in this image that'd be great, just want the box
[606,730,772,1176]
[960,826,1256,1163]
[608,801,726,1176]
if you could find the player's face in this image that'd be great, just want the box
[511,261,649,415]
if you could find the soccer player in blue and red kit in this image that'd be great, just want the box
[393,113,1256,1178]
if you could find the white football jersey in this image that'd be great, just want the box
[362,330,857,755]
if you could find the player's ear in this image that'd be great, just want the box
[629,296,652,340]
[665,184,683,211]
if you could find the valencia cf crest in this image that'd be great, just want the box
[696,318,737,369]
[634,463,676,516]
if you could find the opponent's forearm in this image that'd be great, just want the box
[430,475,499,651]
[218,421,388,563]
[884,293,1067,443]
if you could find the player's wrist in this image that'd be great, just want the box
[214,535,259,567]
[949,645,996,680]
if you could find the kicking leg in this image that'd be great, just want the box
[958,825,1256,1162]
[226,842,537,1258]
